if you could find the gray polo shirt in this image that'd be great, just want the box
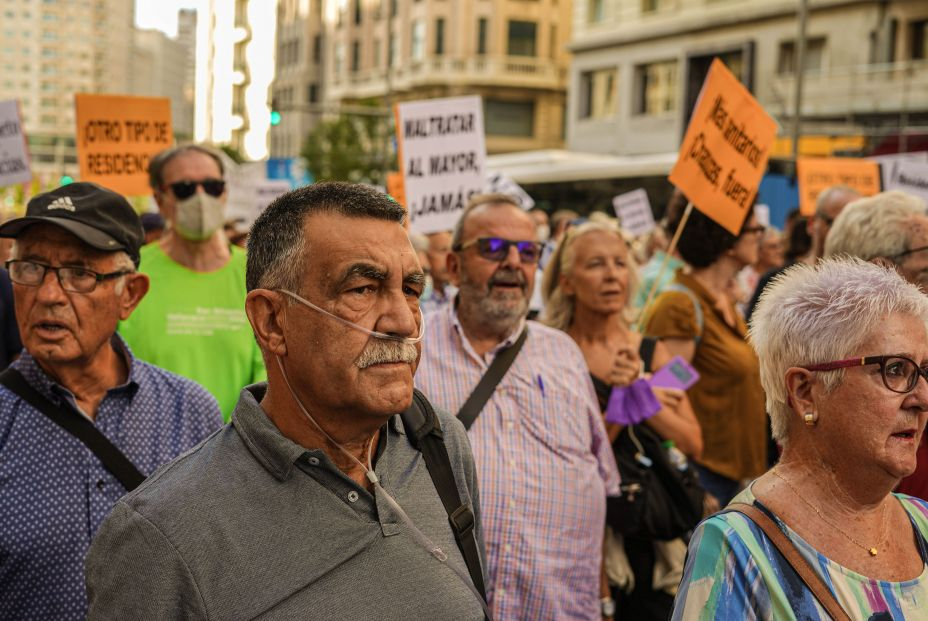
[85,384,486,620]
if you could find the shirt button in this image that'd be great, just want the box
[504,544,512,553]
[308,456,320,466]
[347,490,359,503]
[506,421,515,430]
[96,479,104,490]
[497,589,505,598]
[507,499,514,509]
[508,459,516,468]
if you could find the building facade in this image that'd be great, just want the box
[270,0,573,159]
[0,0,133,179]
[567,0,928,158]
[130,24,196,140]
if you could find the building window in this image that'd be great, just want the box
[477,17,488,55]
[334,42,345,75]
[411,20,425,61]
[353,0,361,25]
[435,18,445,56]
[373,37,381,67]
[313,34,321,63]
[389,33,398,67]
[485,99,535,137]
[308,83,318,103]
[913,20,928,60]
[634,60,678,115]
[777,37,826,74]
[579,68,617,119]
[550,24,557,59]
[351,40,360,72]
[507,20,536,57]
[641,0,673,13]
[588,0,604,23]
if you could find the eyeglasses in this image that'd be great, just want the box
[453,237,542,264]
[167,178,226,199]
[5,260,132,293]
[893,245,928,261]
[803,355,928,394]
[739,225,765,236]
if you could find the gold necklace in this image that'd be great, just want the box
[771,469,888,557]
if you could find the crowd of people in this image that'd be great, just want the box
[1,141,928,620]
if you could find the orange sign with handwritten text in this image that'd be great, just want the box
[796,157,880,216]
[669,59,778,235]
[75,94,173,196]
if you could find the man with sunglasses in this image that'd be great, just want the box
[416,194,620,621]
[824,189,928,501]
[0,182,222,620]
[119,144,266,419]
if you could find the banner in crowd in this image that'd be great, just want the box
[226,162,290,226]
[870,151,928,190]
[884,159,928,204]
[754,204,771,227]
[396,96,486,234]
[75,94,173,196]
[0,99,32,187]
[796,157,880,215]
[612,189,655,236]
[485,171,534,209]
[669,58,778,235]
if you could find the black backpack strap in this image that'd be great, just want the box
[403,389,488,603]
[638,336,658,374]
[457,326,528,430]
[0,367,146,492]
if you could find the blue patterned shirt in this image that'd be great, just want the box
[0,336,222,620]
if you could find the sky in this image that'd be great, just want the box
[134,0,204,38]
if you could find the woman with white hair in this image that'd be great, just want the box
[672,258,928,619]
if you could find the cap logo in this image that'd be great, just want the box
[48,196,76,212]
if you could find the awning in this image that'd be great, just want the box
[485,149,678,185]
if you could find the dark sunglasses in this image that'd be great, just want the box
[453,237,542,264]
[739,225,765,236]
[167,178,226,199]
[803,354,928,394]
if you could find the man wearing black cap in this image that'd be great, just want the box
[0,182,222,620]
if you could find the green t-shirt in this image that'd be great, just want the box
[120,244,266,421]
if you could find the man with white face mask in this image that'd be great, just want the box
[86,182,487,620]
[118,144,266,419]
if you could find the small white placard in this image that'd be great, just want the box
[612,189,655,236]
[884,159,928,204]
[754,204,770,228]
[485,171,535,210]
[0,100,32,186]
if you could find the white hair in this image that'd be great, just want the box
[824,191,928,260]
[749,257,928,445]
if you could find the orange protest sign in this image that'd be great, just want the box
[796,157,880,216]
[669,59,778,235]
[386,171,406,208]
[75,94,173,196]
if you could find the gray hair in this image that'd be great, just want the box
[541,221,639,331]
[246,182,406,293]
[750,257,928,445]
[451,193,522,249]
[824,191,927,260]
[148,144,225,191]
[815,184,860,216]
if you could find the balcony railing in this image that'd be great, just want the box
[327,55,567,99]
[765,60,928,119]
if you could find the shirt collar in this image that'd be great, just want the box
[231,383,404,482]
[447,297,527,365]
[13,333,141,404]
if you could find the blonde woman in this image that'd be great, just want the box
[542,220,702,621]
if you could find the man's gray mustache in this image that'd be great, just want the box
[355,339,419,369]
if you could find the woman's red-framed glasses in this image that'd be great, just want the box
[802,355,928,394]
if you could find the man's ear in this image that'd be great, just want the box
[118,273,150,320]
[245,289,288,356]
[447,252,461,287]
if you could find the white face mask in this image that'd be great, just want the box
[174,192,225,241]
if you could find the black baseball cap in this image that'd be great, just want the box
[0,182,144,265]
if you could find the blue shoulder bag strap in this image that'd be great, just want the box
[663,283,704,344]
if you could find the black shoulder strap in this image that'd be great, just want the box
[402,389,488,604]
[457,326,528,431]
[0,367,146,492]
[638,336,658,374]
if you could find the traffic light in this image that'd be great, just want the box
[60,175,74,185]
[270,98,281,126]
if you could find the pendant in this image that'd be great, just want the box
[869,547,878,556]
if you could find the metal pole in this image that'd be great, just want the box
[790,0,809,163]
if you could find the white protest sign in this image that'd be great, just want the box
[397,96,485,234]
[0,100,32,186]
[226,163,291,225]
[870,152,928,190]
[485,170,535,209]
[754,204,770,227]
[612,189,655,237]
[885,159,928,204]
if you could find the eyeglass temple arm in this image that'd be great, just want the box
[802,356,882,372]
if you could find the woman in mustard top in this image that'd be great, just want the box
[643,193,767,505]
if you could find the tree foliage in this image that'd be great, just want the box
[301,107,394,186]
